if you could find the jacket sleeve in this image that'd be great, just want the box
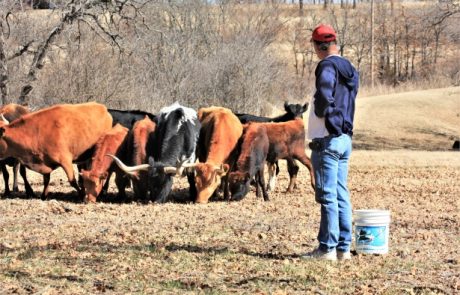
[314,61,337,118]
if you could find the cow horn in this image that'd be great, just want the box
[106,154,150,174]
[0,114,9,124]
[163,166,178,175]
[181,163,197,169]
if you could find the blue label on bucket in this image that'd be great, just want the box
[355,225,388,251]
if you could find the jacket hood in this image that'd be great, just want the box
[326,55,359,90]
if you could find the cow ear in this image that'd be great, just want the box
[302,103,308,112]
[284,101,289,111]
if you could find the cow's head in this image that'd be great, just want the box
[147,157,179,203]
[228,171,251,201]
[80,170,108,203]
[284,102,308,118]
[108,154,180,203]
[194,162,229,203]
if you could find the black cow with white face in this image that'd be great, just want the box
[111,102,200,203]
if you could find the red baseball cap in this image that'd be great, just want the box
[311,24,337,42]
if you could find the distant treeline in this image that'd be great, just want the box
[0,0,458,113]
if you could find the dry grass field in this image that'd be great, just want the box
[353,87,460,151]
[0,87,459,294]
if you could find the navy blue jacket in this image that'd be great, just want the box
[314,55,359,136]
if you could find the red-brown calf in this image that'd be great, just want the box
[80,123,129,203]
[262,118,315,191]
[228,123,269,201]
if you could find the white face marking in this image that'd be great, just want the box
[159,102,197,132]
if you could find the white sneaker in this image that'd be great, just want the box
[337,251,352,260]
[301,248,337,261]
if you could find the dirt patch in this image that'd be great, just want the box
[0,151,459,294]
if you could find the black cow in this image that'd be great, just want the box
[108,109,157,130]
[235,102,308,124]
[235,101,308,192]
[453,140,459,151]
[111,102,201,203]
[24,0,56,9]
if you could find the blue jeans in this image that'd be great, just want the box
[311,134,352,252]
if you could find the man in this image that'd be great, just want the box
[303,24,359,261]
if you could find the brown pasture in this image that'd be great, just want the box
[0,87,459,294]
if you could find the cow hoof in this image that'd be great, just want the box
[13,187,19,192]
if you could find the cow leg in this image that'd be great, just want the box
[12,160,20,192]
[187,171,197,202]
[255,174,261,198]
[41,173,51,200]
[76,164,86,189]
[257,167,269,201]
[19,165,35,198]
[101,171,113,197]
[61,162,83,200]
[267,163,277,192]
[1,163,11,197]
[295,152,315,190]
[286,158,300,192]
[223,175,230,201]
[133,178,148,203]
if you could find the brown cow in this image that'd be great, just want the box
[191,106,243,203]
[262,118,315,191]
[228,123,270,201]
[125,115,156,200]
[0,104,33,197]
[0,102,113,200]
[80,123,129,203]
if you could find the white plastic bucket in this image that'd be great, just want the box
[354,209,391,254]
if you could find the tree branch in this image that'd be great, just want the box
[7,40,35,61]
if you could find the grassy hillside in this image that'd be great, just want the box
[351,87,460,150]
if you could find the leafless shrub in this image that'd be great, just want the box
[1,1,459,110]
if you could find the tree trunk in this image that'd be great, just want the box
[0,20,9,105]
[18,5,83,105]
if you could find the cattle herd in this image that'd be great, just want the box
[0,101,314,204]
